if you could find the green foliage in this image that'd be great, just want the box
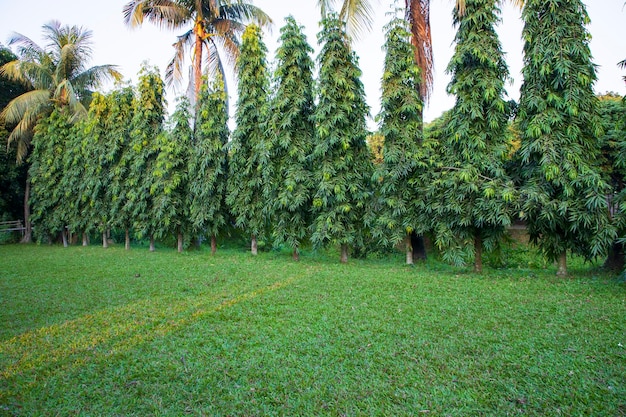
[105,85,136,233]
[426,0,515,269]
[516,0,616,266]
[268,16,316,254]
[226,24,271,241]
[372,15,424,250]
[310,15,372,256]
[189,76,229,241]
[28,108,74,240]
[0,21,121,162]
[150,96,192,241]
[125,65,166,241]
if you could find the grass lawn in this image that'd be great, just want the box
[0,244,624,416]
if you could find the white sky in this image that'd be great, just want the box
[0,0,624,127]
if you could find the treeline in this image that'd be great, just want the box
[20,7,626,275]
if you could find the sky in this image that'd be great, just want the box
[0,0,624,127]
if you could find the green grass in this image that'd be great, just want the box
[0,244,624,416]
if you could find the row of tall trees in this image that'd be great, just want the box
[2,1,625,275]
[28,65,230,253]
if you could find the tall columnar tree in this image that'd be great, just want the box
[226,24,271,255]
[106,85,136,250]
[77,92,111,247]
[516,0,615,276]
[373,13,425,265]
[311,14,372,263]
[268,16,316,261]
[428,0,514,272]
[189,75,229,254]
[29,108,74,245]
[152,96,192,253]
[126,65,166,251]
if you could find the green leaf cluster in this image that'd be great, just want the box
[267,16,316,254]
[150,96,192,241]
[426,0,515,269]
[516,0,616,265]
[189,75,229,242]
[227,24,271,241]
[310,14,372,255]
[125,64,166,240]
[29,108,74,239]
[372,15,424,249]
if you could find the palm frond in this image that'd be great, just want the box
[339,0,375,40]
[318,0,335,18]
[43,20,94,64]
[221,3,273,30]
[71,64,123,94]
[2,91,51,162]
[123,0,190,29]
[0,89,50,126]
[7,32,45,62]
[165,30,194,88]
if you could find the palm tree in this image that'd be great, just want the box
[0,21,121,242]
[1,21,122,162]
[123,0,272,102]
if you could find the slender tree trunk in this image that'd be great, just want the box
[405,234,414,265]
[62,229,68,248]
[193,27,203,103]
[556,251,567,277]
[474,234,483,273]
[82,232,88,247]
[340,244,349,264]
[177,231,183,253]
[293,246,300,262]
[251,234,258,255]
[603,242,625,271]
[211,235,217,255]
[149,235,155,252]
[21,178,32,243]
[102,231,108,248]
[125,228,130,250]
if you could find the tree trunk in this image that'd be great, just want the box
[251,234,258,255]
[411,232,427,260]
[62,229,68,248]
[293,246,300,262]
[102,231,108,248]
[603,242,625,271]
[211,235,217,255]
[474,234,483,273]
[21,178,32,243]
[340,244,349,264]
[193,26,203,104]
[82,232,89,247]
[125,228,130,250]
[556,251,568,277]
[405,234,414,265]
[177,231,183,253]
[149,236,155,252]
